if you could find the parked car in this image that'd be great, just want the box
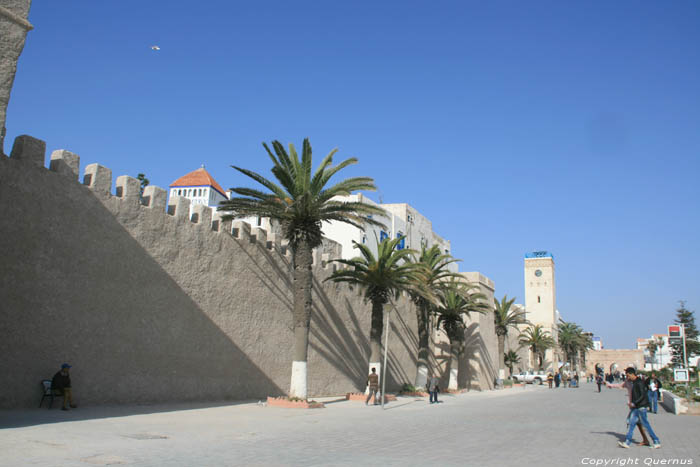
[512,370,548,385]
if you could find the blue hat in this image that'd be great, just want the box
[61,363,71,369]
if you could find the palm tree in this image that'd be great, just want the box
[503,350,521,378]
[326,236,420,386]
[647,339,659,371]
[436,280,490,391]
[519,325,555,371]
[407,245,460,389]
[493,295,529,381]
[219,139,385,399]
[577,331,594,372]
[655,336,665,369]
[557,321,583,372]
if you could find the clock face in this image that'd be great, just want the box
[535,269,542,277]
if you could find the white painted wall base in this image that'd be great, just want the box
[415,364,428,389]
[448,367,458,390]
[289,361,307,399]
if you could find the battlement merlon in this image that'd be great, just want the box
[50,150,80,179]
[461,271,495,293]
[115,175,141,204]
[9,135,45,165]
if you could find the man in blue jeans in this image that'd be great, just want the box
[617,367,661,449]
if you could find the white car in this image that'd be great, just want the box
[512,371,548,385]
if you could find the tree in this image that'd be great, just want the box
[647,339,658,371]
[577,332,594,372]
[326,235,420,387]
[504,350,521,377]
[557,321,583,372]
[137,173,150,205]
[407,244,460,389]
[671,301,700,366]
[519,325,555,371]
[493,295,528,381]
[219,139,385,399]
[435,280,489,390]
[136,173,149,197]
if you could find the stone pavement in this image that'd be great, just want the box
[1,382,698,466]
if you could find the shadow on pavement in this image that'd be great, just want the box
[591,431,627,442]
[0,400,256,429]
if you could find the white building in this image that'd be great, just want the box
[592,336,603,351]
[169,167,229,209]
[168,171,456,272]
[637,334,674,371]
[321,195,456,271]
[169,167,278,232]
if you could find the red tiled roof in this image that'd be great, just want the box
[170,168,226,197]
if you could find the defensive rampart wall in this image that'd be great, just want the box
[0,0,33,154]
[0,135,429,408]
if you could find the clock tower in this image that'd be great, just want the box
[523,251,559,371]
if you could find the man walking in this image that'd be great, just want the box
[596,373,603,393]
[365,368,379,405]
[611,367,661,449]
[428,374,440,404]
[647,372,662,414]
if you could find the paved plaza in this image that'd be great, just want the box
[1,382,698,466]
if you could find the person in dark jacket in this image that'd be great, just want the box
[596,374,603,392]
[51,363,77,411]
[616,367,660,449]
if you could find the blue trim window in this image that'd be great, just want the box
[380,230,388,242]
[396,232,405,250]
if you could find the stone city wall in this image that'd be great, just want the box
[0,0,33,154]
[585,349,645,376]
[0,136,434,408]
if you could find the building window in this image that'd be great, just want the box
[362,235,367,244]
[380,230,388,242]
[396,232,405,249]
[537,296,541,303]
[178,189,182,195]
[257,216,262,226]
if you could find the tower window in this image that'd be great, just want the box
[537,296,541,303]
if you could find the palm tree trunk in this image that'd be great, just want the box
[414,303,430,389]
[448,339,459,391]
[290,240,313,399]
[367,298,385,392]
[497,334,506,380]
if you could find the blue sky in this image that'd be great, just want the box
[6,1,699,349]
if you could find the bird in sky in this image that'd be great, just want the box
[150,45,160,51]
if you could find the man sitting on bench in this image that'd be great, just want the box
[52,363,77,410]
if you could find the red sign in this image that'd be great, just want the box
[668,325,681,337]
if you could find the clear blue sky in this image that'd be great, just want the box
[6,1,699,349]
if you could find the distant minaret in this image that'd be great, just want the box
[524,251,559,371]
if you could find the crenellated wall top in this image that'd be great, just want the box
[4,135,346,271]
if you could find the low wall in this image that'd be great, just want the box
[0,136,427,408]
